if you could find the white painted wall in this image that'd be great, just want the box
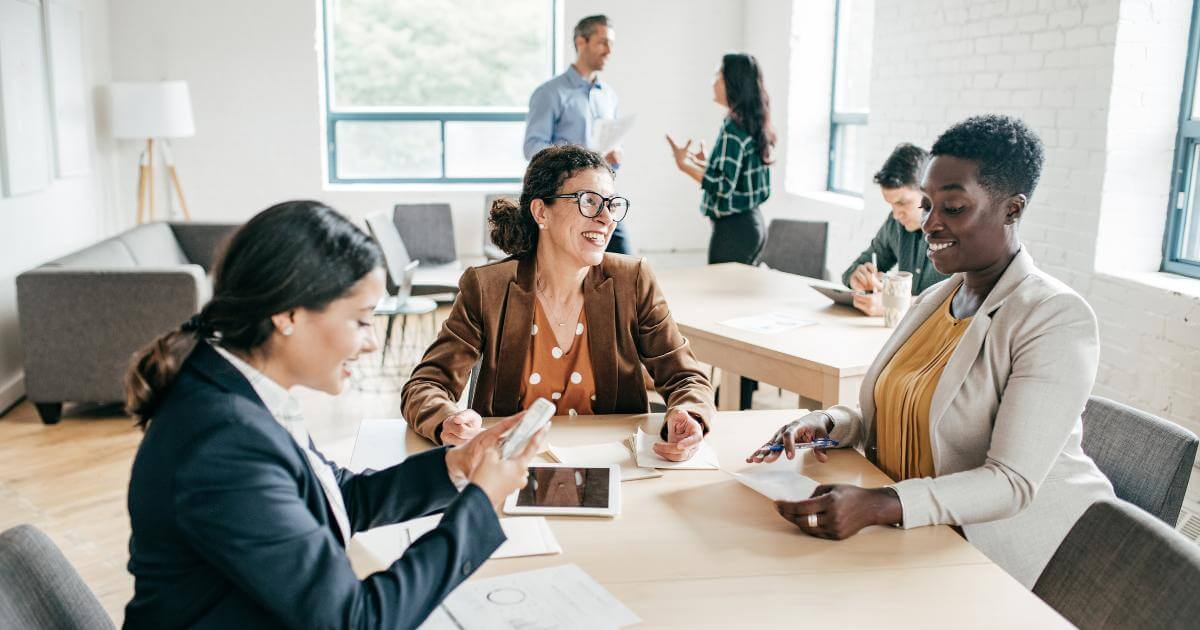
[0,0,120,412]
[104,0,745,256]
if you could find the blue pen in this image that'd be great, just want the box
[767,437,839,452]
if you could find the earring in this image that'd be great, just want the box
[538,223,546,230]
[282,325,294,336]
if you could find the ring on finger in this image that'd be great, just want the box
[807,513,818,528]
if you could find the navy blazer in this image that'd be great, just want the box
[124,342,505,629]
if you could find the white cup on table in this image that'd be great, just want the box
[881,271,913,327]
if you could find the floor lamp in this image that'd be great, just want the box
[110,81,195,223]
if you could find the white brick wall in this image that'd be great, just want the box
[865,0,1200,439]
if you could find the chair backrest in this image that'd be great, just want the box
[0,524,114,630]
[393,203,457,266]
[1033,500,1200,628]
[760,219,829,279]
[365,211,415,296]
[1081,395,1198,526]
[396,259,419,302]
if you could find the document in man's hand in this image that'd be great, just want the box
[592,115,636,156]
[633,428,721,470]
[348,516,561,578]
[419,563,641,629]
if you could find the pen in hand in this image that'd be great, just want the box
[766,437,839,453]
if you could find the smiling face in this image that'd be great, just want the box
[530,167,617,268]
[920,155,1024,275]
[576,25,614,72]
[880,186,925,231]
[268,268,385,395]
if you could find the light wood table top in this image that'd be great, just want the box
[372,410,1068,628]
[655,263,896,410]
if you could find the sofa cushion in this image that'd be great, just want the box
[50,238,136,268]
[118,223,189,267]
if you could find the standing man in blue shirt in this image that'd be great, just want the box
[524,14,631,254]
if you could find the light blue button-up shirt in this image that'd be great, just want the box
[523,65,619,159]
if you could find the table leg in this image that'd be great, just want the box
[718,368,742,412]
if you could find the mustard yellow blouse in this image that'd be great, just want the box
[873,290,971,482]
[519,301,595,416]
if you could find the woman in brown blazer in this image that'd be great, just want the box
[402,145,716,461]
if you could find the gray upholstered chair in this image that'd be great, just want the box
[1081,395,1198,526]
[1033,500,1200,629]
[16,222,238,424]
[759,219,829,279]
[389,204,463,299]
[0,524,114,629]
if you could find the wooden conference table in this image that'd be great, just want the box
[350,410,1069,628]
[656,263,895,411]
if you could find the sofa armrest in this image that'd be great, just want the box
[169,223,240,271]
[15,266,211,403]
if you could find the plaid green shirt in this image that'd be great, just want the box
[700,118,771,219]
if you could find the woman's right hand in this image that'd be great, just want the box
[665,134,694,168]
[746,411,832,464]
[440,409,483,445]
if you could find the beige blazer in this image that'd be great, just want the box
[825,248,1114,587]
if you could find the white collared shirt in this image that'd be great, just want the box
[211,344,353,545]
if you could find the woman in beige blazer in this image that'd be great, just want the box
[747,115,1114,587]
[403,145,715,460]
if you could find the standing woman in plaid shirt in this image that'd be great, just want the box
[667,53,775,264]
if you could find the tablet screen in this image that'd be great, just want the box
[514,467,611,508]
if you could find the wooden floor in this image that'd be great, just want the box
[0,307,793,625]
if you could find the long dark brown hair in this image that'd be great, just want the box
[722,52,776,164]
[124,200,383,426]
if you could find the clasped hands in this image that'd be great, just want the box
[441,407,705,462]
[745,411,902,539]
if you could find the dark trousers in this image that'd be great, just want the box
[606,222,633,255]
[707,208,765,265]
[707,207,766,409]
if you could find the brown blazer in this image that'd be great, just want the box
[402,254,716,443]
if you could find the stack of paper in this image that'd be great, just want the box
[420,564,641,629]
[633,428,721,470]
[348,418,409,472]
[349,516,561,578]
[546,440,662,481]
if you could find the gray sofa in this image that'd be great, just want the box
[16,222,238,424]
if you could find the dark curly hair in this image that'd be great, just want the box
[722,53,776,164]
[873,142,929,189]
[930,114,1045,201]
[489,145,613,258]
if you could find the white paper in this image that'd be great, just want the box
[718,312,816,334]
[437,563,641,630]
[731,466,821,502]
[349,418,408,473]
[633,428,721,470]
[350,516,561,577]
[547,441,662,481]
[592,115,636,155]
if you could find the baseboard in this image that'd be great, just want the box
[0,371,25,417]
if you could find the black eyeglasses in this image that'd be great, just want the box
[543,190,631,222]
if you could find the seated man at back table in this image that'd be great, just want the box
[842,143,950,315]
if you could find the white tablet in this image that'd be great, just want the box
[503,464,621,518]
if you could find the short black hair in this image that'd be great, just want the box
[930,114,1045,200]
[573,15,611,50]
[873,143,928,189]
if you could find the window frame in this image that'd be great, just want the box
[1164,0,1200,279]
[826,0,869,197]
[320,0,558,185]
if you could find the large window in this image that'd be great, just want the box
[1165,1,1200,278]
[322,0,556,184]
[827,0,874,196]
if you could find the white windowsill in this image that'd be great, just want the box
[323,182,522,194]
[1098,269,1200,299]
[789,189,865,212]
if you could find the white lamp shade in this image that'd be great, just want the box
[109,81,195,139]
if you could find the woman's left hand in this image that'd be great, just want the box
[653,409,704,461]
[774,484,902,540]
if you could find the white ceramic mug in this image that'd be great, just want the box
[881,271,913,327]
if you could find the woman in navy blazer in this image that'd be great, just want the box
[122,201,544,629]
